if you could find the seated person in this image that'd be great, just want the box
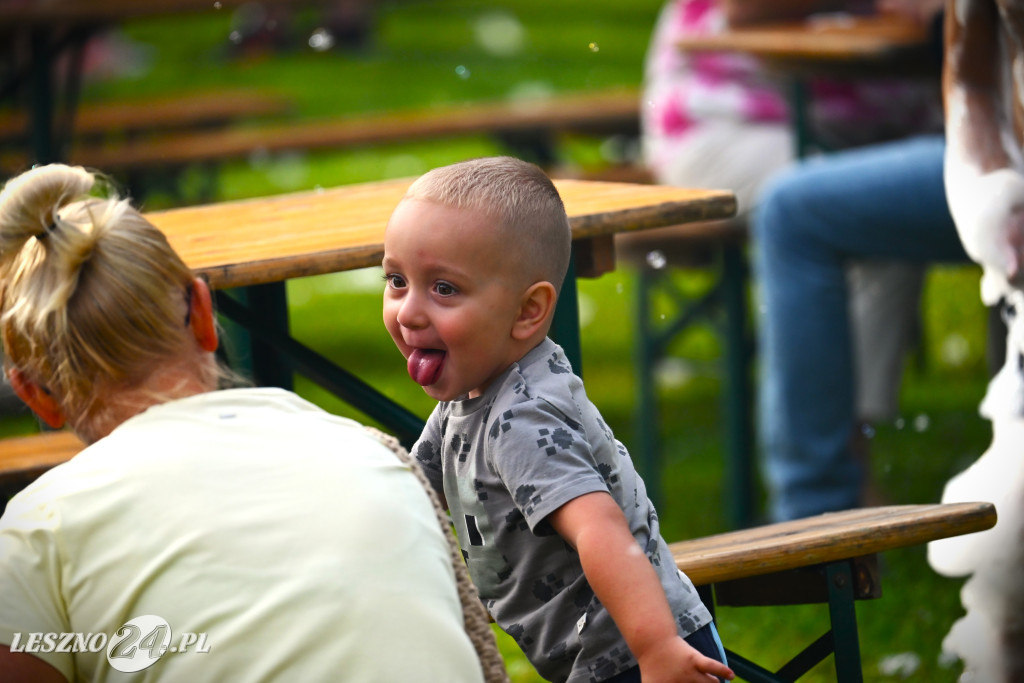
[0,164,491,682]
[753,135,968,521]
[622,0,948,520]
[382,156,734,683]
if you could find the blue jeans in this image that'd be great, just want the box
[753,135,968,521]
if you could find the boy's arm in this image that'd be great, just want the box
[548,492,734,682]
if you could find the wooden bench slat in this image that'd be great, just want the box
[48,89,640,171]
[0,0,327,23]
[0,91,293,143]
[671,502,997,585]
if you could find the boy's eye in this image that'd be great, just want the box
[435,282,457,296]
[384,273,406,289]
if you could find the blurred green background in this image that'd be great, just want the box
[1,1,995,681]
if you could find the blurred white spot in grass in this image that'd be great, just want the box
[577,291,596,329]
[646,250,667,270]
[264,152,309,190]
[588,42,600,52]
[940,332,970,368]
[309,27,335,51]
[600,134,640,165]
[383,154,427,179]
[506,81,556,102]
[455,65,471,79]
[473,11,525,57]
[878,652,921,678]
[655,357,696,390]
[914,413,930,432]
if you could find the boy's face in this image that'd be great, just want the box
[383,198,527,401]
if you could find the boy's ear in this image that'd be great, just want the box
[188,278,219,353]
[512,281,557,341]
[7,367,66,429]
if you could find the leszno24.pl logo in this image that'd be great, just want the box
[9,615,210,673]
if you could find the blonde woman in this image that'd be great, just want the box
[0,164,489,682]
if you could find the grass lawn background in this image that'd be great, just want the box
[0,2,995,680]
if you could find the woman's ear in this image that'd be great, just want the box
[512,281,557,341]
[7,368,65,429]
[188,278,219,353]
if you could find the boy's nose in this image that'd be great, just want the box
[396,292,427,329]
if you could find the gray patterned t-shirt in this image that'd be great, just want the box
[413,338,712,683]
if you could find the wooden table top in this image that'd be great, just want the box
[0,430,84,480]
[147,178,737,289]
[676,13,930,62]
[671,503,997,586]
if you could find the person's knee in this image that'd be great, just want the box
[753,166,819,249]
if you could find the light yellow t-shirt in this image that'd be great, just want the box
[0,388,484,682]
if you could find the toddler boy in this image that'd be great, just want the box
[382,156,733,683]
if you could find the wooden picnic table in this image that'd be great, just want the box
[676,11,938,156]
[676,12,931,64]
[0,177,736,484]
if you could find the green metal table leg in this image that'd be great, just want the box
[826,561,864,683]
[633,267,662,510]
[218,283,293,390]
[247,282,294,390]
[721,244,755,528]
[791,78,812,159]
[551,250,583,376]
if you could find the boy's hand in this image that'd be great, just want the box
[636,636,734,682]
[548,492,734,682]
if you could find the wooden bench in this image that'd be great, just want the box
[672,502,997,682]
[0,88,640,175]
[0,90,293,146]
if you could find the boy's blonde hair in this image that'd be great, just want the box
[404,156,572,293]
[0,164,219,428]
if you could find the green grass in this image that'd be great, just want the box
[0,2,997,681]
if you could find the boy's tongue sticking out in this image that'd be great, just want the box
[408,348,446,386]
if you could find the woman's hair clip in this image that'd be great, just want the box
[35,221,58,241]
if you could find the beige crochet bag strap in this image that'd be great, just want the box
[366,427,511,683]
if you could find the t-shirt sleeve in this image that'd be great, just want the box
[0,490,74,679]
[410,404,445,499]
[486,397,610,532]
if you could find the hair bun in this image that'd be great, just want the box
[0,164,95,261]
